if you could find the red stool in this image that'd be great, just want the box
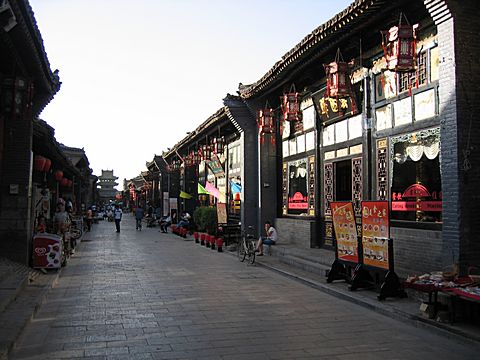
[200,233,206,246]
[210,236,216,250]
[194,232,199,244]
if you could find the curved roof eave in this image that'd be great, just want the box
[238,0,385,99]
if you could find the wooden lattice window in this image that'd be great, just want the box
[399,51,428,93]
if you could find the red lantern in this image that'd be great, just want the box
[43,158,51,172]
[68,180,73,187]
[324,60,352,98]
[211,137,225,155]
[257,107,274,134]
[201,144,212,161]
[382,15,418,72]
[191,150,200,165]
[34,155,46,172]
[281,89,301,122]
[54,170,63,181]
[61,178,69,187]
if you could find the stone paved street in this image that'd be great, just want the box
[10,215,480,359]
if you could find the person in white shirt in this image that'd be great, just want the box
[114,204,123,232]
[256,221,277,256]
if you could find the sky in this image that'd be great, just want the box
[30,0,353,188]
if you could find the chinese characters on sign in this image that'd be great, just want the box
[361,201,389,270]
[331,202,358,263]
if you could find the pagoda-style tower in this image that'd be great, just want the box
[97,170,119,203]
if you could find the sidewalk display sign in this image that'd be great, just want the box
[327,201,359,284]
[216,203,227,224]
[361,201,389,270]
[331,202,358,263]
[33,233,62,269]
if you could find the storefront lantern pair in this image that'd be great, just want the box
[381,13,418,73]
[281,85,301,122]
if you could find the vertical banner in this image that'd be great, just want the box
[163,192,169,216]
[361,201,390,270]
[331,202,358,263]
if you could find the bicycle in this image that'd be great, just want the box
[237,225,256,264]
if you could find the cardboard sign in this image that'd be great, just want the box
[331,202,358,263]
[361,201,389,270]
[216,203,227,224]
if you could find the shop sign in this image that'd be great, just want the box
[313,86,360,123]
[391,184,442,212]
[287,159,308,213]
[207,153,225,178]
[361,201,389,270]
[331,202,358,263]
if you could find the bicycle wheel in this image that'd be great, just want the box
[247,241,256,264]
[237,240,246,262]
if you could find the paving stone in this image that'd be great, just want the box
[8,216,480,359]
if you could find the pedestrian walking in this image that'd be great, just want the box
[114,204,123,232]
[135,206,144,230]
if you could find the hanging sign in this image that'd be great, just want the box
[361,201,390,270]
[207,153,225,178]
[331,202,358,263]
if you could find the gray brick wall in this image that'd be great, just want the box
[392,227,443,278]
[437,1,480,272]
[275,218,316,248]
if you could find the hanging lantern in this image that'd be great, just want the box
[43,158,51,172]
[54,170,63,181]
[281,86,301,122]
[34,155,46,172]
[201,144,212,161]
[184,154,192,167]
[324,51,352,98]
[68,179,73,187]
[257,107,274,134]
[212,137,225,155]
[61,178,69,187]
[191,150,200,165]
[382,14,418,72]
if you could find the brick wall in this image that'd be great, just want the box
[392,227,443,277]
[275,218,317,248]
[449,0,480,270]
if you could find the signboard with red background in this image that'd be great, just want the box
[361,201,390,270]
[331,202,358,263]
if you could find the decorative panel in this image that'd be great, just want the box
[377,139,388,200]
[324,163,334,216]
[324,222,333,247]
[308,156,316,216]
[352,157,362,216]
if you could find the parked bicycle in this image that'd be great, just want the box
[237,225,256,264]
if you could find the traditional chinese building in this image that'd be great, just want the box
[1,0,61,264]
[238,0,479,276]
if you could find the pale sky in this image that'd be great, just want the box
[30,0,353,187]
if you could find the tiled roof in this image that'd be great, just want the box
[238,0,388,99]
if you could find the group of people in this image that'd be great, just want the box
[134,205,178,233]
